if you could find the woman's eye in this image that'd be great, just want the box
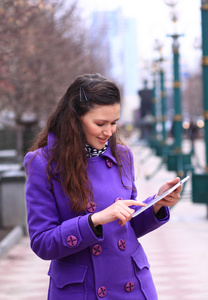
[97,123,104,127]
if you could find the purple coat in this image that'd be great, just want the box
[24,133,170,300]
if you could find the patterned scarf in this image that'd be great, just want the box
[85,141,108,157]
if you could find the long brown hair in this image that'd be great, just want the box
[29,73,127,212]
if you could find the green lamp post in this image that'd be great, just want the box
[201,0,208,172]
[152,61,158,142]
[164,0,193,177]
[165,4,183,152]
[171,35,182,152]
[192,0,208,216]
[160,67,166,142]
[154,40,166,143]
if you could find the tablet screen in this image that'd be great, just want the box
[132,175,190,218]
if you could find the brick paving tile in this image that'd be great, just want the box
[140,202,208,300]
[0,237,49,300]
[134,140,208,300]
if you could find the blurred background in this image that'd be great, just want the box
[0,0,204,155]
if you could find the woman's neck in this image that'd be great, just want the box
[85,141,108,157]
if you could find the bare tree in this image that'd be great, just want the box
[0,0,110,156]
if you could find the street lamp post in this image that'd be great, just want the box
[165,0,184,174]
[191,0,208,217]
[169,33,183,152]
[164,0,193,177]
[154,40,166,143]
[164,1,183,153]
[152,61,158,142]
[201,0,208,172]
[164,1,181,151]
[160,65,166,142]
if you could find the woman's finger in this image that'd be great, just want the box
[119,199,146,207]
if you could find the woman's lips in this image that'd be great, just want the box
[98,137,108,143]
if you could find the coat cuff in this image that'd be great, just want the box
[154,206,169,220]
[78,214,104,247]
[130,198,170,238]
[88,214,103,237]
[153,205,170,222]
[61,214,104,252]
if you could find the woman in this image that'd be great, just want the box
[24,73,182,299]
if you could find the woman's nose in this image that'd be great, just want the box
[103,127,112,136]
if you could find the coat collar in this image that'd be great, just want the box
[47,132,56,151]
[99,143,118,165]
[47,132,118,165]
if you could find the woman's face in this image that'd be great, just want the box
[81,103,120,149]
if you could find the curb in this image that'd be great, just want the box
[0,226,24,258]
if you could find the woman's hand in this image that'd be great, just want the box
[153,177,182,214]
[91,200,146,227]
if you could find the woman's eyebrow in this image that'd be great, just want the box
[95,118,120,122]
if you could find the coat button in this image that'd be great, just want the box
[125,281,135,292]
[87,201,96,213]
[118,239,126,250]
[115,197,123,202]
[66,235,78,247]
[97,286,107,298]
[106,158,113,168]
[92,244,102,256]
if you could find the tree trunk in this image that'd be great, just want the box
[16,123,24,162]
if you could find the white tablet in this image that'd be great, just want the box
[132,175,190,218]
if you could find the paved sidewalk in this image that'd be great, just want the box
[0,237,49,300]
[133,139,208,300]
[0,140,207,299]
[141,201,208,300]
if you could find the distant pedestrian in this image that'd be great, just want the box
[189,120,199,152]
[24,73,182,299]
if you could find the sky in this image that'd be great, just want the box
[77,0,202,122]
[78,0,202,73]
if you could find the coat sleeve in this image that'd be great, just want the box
[130,202,170,238]
[127,148,170,238]
[24,151,104,261]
